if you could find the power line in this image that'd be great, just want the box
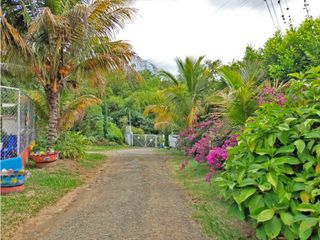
[277,0,287,26]
[264,0,277,29]
[238,0,252,9]
[284,0,293,27]
[270,0,281,28]
[213,0,239,14]
[303,0,311,19]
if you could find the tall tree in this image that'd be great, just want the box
[158,56,210,127]
[1,0,136,146]
[263,18,320,80]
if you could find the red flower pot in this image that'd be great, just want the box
[31,151,59,163]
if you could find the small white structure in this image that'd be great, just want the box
[124,126,133,146]
[169,134,179,148]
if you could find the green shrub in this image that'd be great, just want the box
[132,126,144,134]
[55,131,89,160]
[32,134,48,152]
[78,105,104,141]
[215,67,320,240]
[105,121,123,144]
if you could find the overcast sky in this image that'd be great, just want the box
[118,0,320,72]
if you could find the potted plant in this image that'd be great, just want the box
[31,148,59,167]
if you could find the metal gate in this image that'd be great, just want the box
[131,134,164,147]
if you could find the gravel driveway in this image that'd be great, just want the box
[13,148,209,240]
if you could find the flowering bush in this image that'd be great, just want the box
[176,114,225,164]
[205,134,238,182]
[258,86,286,107]
[189,135,211,163]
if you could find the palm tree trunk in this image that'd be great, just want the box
[46,88,59,148]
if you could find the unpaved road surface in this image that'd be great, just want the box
[13,148,209,240]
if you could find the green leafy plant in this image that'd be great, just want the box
[55,131,90,160]
[215,67,320,240]
[132,127,144,134]
[105,121,124,144]
[78,105,105,141]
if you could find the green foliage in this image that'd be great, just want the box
[215,67,320,239]
[104,70,161,134]
[263,18,320,80]
[106,121,124,144]
[210,62,261,125]
[55,131,89,160]
[144,56,214,132]
[78,105,105,141]
[32,135,48,152]
[166,150,255,239]
[132,127,144,134]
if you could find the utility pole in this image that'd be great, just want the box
[104,103,108,138]
[129,111,132,131]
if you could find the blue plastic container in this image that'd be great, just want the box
[0,173,27,187]
[0,157,26,187]
[0,157,23,171]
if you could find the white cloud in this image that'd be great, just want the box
[118,0,320,72]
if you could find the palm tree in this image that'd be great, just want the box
[158,56,210,127]
[208,60,263,125]
[1,0,135,146]
[27,89,102,132]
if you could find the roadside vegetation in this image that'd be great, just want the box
[164,150,256,240]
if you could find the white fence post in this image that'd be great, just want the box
[169,134,178,148]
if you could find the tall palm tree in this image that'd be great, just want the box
[1,0,135,146]
[158,56,210,127]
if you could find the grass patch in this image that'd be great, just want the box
[164,150,256,240]
[86,144,127,152]
[1,167,81,237]
[78,153,106,169]
[1,152,106,239]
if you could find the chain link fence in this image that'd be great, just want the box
[0,86,35,160]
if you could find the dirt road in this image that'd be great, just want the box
[13,148,209,240]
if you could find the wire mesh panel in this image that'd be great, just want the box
[131,134,163,148]
[146,135,156,147]
[0,86,35,160]
[1,86,19,159]
[132,134,145,147]
[20,95,36,155]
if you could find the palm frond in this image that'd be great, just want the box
[88,0,136,36]
[25,90,49,121]
[58,95,102,131]
[78,40,134,73]
[28,8,67,36]
[218,66,243,90]
[144,105,174,130]
[0,10,30,57]
[159,70,179,85]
